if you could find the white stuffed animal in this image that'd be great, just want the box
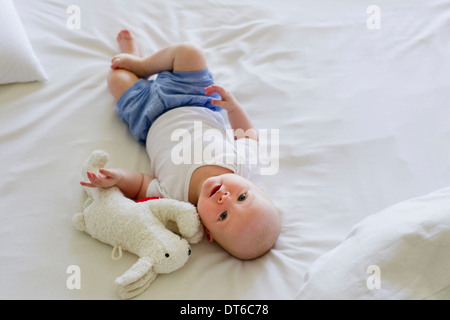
[72,150,203,299]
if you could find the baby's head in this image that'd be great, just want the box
[197,173,281,260]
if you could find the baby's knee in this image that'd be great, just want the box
[107,69,138,101]
[176,42,204,57]
[173,42,207,72]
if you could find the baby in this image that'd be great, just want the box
[81,30,280,260]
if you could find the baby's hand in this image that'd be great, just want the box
[80,168,122,188]
[205,85,241,113]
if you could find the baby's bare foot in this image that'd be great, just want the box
[111,30,146,77]
[111,53,143,72]
[117,29,139,55]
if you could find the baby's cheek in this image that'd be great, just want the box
[196,199,209,220]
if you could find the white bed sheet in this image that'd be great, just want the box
[1,0,450,300]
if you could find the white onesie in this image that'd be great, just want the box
[145,107,258,202]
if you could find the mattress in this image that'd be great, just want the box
[1,0,449,300]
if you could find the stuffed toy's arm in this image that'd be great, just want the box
[147,199,203,243]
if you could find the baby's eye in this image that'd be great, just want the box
[219,211,228,220]
[237,193,247,201]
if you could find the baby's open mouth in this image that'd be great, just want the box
[210,185,221,197]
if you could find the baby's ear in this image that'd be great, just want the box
[204,227,214,242]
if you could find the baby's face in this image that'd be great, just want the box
[197,173,280,260]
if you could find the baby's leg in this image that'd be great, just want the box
[107,70,139,101]
[107,30,140,101]
[108,29,208,100]
[112,42,208,78]
[139,42,208,74]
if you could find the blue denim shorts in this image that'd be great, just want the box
[116,68,221,145]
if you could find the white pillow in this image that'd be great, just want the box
[0,0,48,85]
[295,187,450,300]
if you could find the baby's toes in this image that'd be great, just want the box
[111,54,126,69]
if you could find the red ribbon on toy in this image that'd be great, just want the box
[135,197,161,203]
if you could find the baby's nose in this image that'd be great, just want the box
[218,191,230,203]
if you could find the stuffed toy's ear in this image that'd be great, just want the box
[115,256,154,287]
[115,256,157,299]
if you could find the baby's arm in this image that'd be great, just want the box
[80,168,153,200]
[205,85,258,141]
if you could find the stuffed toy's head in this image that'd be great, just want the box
[72,150,203,299]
